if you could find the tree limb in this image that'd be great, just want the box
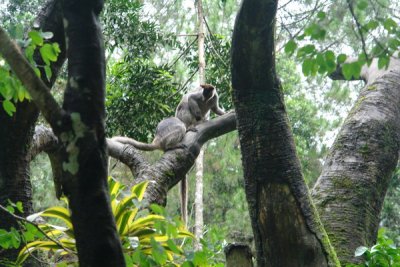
[32,112,237,204]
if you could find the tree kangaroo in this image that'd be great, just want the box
[112,117,186,151]
[176,84,225,129]
[176,84,225,225]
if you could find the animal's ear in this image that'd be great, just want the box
[200,84,215,91]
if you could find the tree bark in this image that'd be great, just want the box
[225,243,253,267]
[58,1,125,266]
[0,0,66,263]
[231,0,339,266]
[194,0,206,249]
[312,58,400,264]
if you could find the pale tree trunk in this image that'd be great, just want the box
[231,0,339,266]
[312,58,400,264]
[194,0,206,250]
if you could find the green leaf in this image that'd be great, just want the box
[302,58,314,76]
[0,229,12,249]
[384,18,397,32]
[305,23,326,40]
[34,67,41,78]
[317,11,326,20]
[324,50,335,62]
[350,62,362,79]
[357,0,368,10]
[24,45,35,63]
[182,261,195,267]
[44,65,52,81]
[337,54,347,64]
[28,206,73,229]
[151,237,167,265]
[10,228,21,248]
[15,201,23,213]
[342,63,353,80]
[193,251,208,266]
[166,239,182,254]
[366,20,379,31]
[131,181,148,200]
[28,31,43,46]
[150,204,165,215]
[388,38,400,50]
[297,44,315,57]
[39,43,58,65]
[355,246,368,257]
[284,40,297,55]
[378,56,390,69]
[52,42,61,53]
[2,100,16,116]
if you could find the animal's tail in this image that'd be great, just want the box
[180,176,188,226]
[112,136,158,151]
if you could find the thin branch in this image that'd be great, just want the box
[203,16,229,69]
[0,27,64,131]
[168,68,199,99]
[168,36,198,68]
[28,125,59,161]
[0,204,76,255]
[346,0,369,62]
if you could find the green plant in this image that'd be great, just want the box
[15,178,194,266]
[347,228,400,267]
[0,29,60,116]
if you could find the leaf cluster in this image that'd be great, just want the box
[0,29,60,116]
[347,229,400,267]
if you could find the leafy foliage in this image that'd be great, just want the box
[106,59,180,140]
[283,0,400,79]
[347,229,400,267]
[0,29,60,116]
[13,179,196,266]
[381,167,400,242]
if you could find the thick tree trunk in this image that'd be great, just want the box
[231,0,339,266]
[0,0,65,263]
[59,1,125,266]
[312,59,400,264]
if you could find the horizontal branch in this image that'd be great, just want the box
[0,27,63,130]
[28,125,59,161]
[106,139,149,177]
[31,112,237,203]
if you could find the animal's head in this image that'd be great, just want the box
[200,84,215,100]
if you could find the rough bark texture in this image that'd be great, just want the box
[231,0,339,266]
[312,59,400,264]
[59,1,125,266]
[225,243,254,267]
[0,0,65,263]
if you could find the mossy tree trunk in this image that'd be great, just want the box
[231,0,339,266]
[312,59,400,264]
